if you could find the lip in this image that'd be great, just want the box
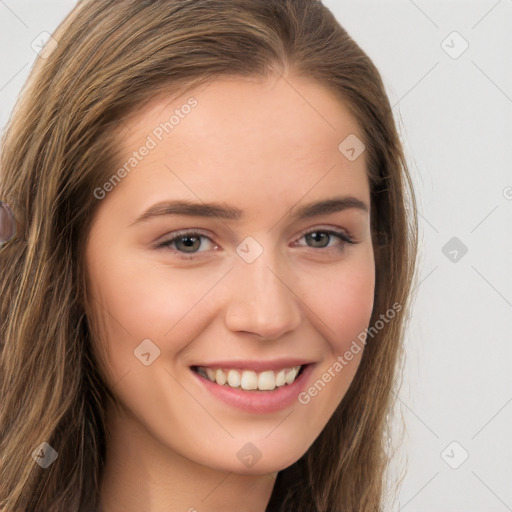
[190,362,315,414]
[190,358,313,372]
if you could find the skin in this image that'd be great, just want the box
[84,72,375,512]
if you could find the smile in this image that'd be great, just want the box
[192,365,304,391]
[189,361,314,413]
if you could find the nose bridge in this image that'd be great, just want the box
[224,238,302,338]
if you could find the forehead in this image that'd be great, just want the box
[108,74,370,213]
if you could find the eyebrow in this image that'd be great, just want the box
[129,196,369,226]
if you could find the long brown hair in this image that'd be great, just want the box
[0,1,418,510]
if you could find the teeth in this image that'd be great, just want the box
[195,365,303,391]
[240,370,258,390]
[258,370,275,390]
[227,369,241,388]
[215,368,227,385]
[275,369,286,387]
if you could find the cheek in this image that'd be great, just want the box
[292,255,375,429]
[309,252,375,354]
[84,249,226,376]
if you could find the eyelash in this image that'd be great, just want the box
[156,227,357,258]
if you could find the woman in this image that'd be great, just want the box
[0,1,418,511]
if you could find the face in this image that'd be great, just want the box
[84,73,375,475]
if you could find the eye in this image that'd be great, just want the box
[295,228,356,250]
[157,230,217,256]
[156,227,357,258]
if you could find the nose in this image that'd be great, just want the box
[223,249,302,340]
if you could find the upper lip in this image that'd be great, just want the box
[191,359,313,372]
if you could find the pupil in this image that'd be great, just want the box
[178,236,200,252]
[307,232,328,248]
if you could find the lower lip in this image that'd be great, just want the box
[191,364,315,414]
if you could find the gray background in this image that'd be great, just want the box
[1,1,511,510]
